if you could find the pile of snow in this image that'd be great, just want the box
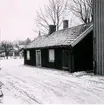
[72,71,94,77]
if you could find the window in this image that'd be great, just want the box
[49,49,55,62]
[27,51,30,60]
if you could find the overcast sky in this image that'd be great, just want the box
[0,0,81,42]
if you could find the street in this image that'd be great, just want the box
[0,58,104,104]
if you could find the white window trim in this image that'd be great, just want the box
[49,49,55,62]
[27,50,30,60]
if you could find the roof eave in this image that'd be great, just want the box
[24,45,71,50]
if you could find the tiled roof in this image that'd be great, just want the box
[24,24,92,49]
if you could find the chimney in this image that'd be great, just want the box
[63,20,69,29]
[48,25,56,35]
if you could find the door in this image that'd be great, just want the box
[36,50,41,67]
[62,50,69,69]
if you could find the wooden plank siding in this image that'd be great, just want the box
[24,49,36,66]
[24,47,72,71]
[93,0,104,75]
[72,31,93,72]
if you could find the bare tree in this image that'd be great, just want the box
[1,41,13,59]
[71,0,92,24]
[35,0,69,35]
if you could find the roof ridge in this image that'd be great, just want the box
[24,23,93,49]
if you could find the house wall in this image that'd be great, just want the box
[24,49,36,66]
[72,31,93,72]
[24,47,71,71]
[41,48,62,69]
[93,0,104,75]
[24,50,26,64]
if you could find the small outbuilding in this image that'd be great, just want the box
[24,21,93,73]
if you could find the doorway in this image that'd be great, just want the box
[36,50,41,67]
[62,50,69,70]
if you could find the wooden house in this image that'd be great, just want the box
[24,21,93,73]
[93,0,104,75]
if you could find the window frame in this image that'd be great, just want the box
[49,49,55,62]
[26,50,30,60]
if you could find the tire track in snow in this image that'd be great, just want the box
[2,73,104,104]
[26,74,104,104]
[27,76,94,103]
[1,58,104,104]
[1,75,42,104]
[8,82,42,104]
[5,75,82,103]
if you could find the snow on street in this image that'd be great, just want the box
[0,58,104,104]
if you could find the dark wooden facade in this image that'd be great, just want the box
[93,0,104,75]
[24,31,93,72]
[73,31,93,72]
[24,47,71,70]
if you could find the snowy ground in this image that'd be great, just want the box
[0,58,104,104]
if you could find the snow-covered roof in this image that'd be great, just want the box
[19,45,25,49]
[24,23,92,49]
